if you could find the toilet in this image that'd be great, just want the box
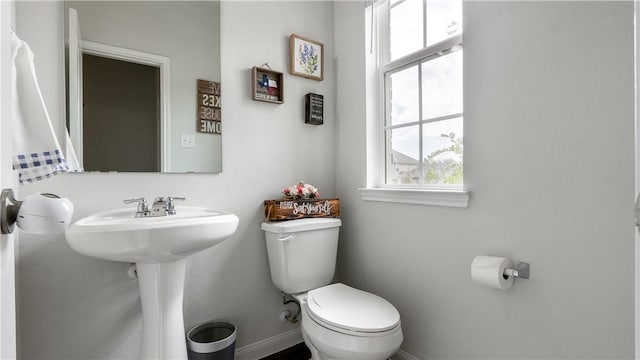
[262,218,403,360]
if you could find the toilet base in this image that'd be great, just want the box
[299,301,403,360]
[301,329,322,360]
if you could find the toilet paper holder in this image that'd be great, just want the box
[503,261,530,279]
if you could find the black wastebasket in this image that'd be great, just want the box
[186,321,236,360]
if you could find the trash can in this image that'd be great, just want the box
[186,321,236,360]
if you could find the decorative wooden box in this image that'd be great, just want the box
[264,198,340,221]
[252,66,284,104]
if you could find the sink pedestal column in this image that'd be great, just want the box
[136,259,188,359]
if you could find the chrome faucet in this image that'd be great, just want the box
[124,196,185,217]
[150,196,186,216]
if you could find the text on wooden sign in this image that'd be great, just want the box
[197,79,221,134]
[305,93,323,125]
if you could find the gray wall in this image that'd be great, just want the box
[334,1,635,359]
[14,0,637,359]
[15,1,335,358]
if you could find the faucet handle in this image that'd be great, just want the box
[123,198,149,217]
[123,197,147,206]
[166,197,185,215]
[124,197,142,203]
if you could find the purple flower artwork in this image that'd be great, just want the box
[297,43,319,75]
[290,34,323,81]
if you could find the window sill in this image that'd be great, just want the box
[358,187,470,208]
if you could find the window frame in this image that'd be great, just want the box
[379,35,463,188]
[359,0,469,208]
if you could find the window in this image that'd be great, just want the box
[360,0,467,207]
[381,0,463,187]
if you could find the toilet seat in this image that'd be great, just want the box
[306,283,400,335]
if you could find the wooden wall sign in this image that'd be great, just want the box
[252,67,284,104]
[197,79,221,134]
[264,198,340,221]
[305,93,323,125]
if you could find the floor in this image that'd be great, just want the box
[258,342,405,360]
[260,342,311,360]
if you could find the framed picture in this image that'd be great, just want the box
[289,34,324,81]
[252,66,284,104]
[305,93,323,125]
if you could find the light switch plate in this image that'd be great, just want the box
[181,134,195,148]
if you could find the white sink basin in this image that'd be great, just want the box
[65,206,239,263]
[65,205,239,359]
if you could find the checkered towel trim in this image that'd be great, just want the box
[13,149,70,184]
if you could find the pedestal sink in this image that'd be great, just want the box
[65,206,239,359]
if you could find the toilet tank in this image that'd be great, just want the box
[261,218,341,294]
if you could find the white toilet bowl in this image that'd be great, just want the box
[262,218,403,359]
[295,283,403,360]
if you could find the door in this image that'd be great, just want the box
[67,7,168,172]
[68,7,83,167]
[0,0,17,358]
[82,54,160,172]
[636,2,640,358]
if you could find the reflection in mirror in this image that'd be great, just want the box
[65,1,221,173]
[83,54,161,171]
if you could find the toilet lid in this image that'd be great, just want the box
[307,283,400,333]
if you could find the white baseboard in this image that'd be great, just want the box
[235,327,303,360]
[392,348,419,360]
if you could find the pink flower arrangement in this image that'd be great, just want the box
[282,181,320,200]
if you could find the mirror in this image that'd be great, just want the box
[65,1,221,173]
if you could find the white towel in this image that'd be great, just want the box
[11,31,71,184]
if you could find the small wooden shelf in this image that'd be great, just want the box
[252,67,284,104]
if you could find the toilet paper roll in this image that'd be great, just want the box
[471,256,514,290]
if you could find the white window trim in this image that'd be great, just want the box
[361,1,469,208]
[359,187,469,208]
